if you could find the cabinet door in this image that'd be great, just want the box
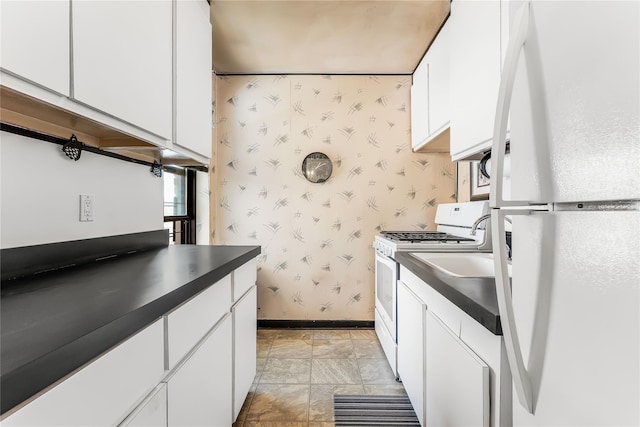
[410,55,429,150]
[174,0,212,158]
[72,0,172,140]
[426,22,450,136]
[167,315,232,427]
[3,320,164,427]
[119,384,167,427]
[397,281,426,426]
[166,275,231,370]
[232,286,257,421]
[233,257,257,302]
[449,0,501,160]
[0,0,70,95]
[426,311,490,427]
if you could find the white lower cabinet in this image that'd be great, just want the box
[166,275,232,370]
[232,286,257,421]
[397,281,427,426]
[3,259,258,427]
[3,320,165,427]
[397,265,511,427]
[119,384,167,427]
[166,315,233,427]
[426,311,490,427]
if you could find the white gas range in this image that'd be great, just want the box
[374,201,491,378]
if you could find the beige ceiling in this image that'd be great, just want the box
[211,0,450,75]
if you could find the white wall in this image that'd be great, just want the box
[0,132,163,248]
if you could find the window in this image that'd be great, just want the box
[163,167,196,244]
[163,169,187,216]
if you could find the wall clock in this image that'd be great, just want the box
[302,152,333,183]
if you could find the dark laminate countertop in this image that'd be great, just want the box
[1,244,261,415]
[395,252,503,336]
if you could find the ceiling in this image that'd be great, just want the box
[210,0,450,75]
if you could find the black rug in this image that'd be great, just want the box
[333,394,420,426]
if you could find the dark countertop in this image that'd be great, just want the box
[1,244,261,415]
[395,252,503,336]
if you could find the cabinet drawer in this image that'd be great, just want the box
[166,275,231,369]
[3,320,164,427]
[232,286,257,421]
[233,258,257,302]
[399,266,463,336]
[119,383,167,427]
[167,315,233,427]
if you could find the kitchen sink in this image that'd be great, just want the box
[410,252,512,278]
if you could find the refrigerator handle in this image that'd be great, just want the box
[491,209,534,414]
[490,0,530,208]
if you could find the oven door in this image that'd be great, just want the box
[375,251,398,341]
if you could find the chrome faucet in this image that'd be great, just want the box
[470,214,512,235]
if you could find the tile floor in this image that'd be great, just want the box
[233,328,407,427]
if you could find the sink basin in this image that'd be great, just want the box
[410,252,512,278]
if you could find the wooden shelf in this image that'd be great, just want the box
[412,126,450,153]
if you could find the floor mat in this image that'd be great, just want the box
[333,394,420,426]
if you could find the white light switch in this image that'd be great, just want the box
[80,195,93,222]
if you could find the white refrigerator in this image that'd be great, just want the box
[489,1,639,426]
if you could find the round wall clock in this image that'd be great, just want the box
[302,152,333,183]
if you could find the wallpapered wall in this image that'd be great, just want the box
[215,75,456,321]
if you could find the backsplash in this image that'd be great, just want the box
[0,132,163,248]
[214,75,456,321]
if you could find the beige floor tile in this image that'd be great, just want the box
[259,329,314,340]
[244,329,408,426]
[352,339,385,359]
[257,339,272,358]
[308,384,364,421]
[311,359,361,384]
[260,358,312,384]
[349,329,377,340]
[313,329,352,340]
[246,384,310,422]
[256,357,267,377]
[312,339,355,359]
[364,383,407,395]
[269,338,313,358]
[357,358,399,384]
[257,329,279,340]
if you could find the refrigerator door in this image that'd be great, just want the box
[508,0,640,204]
[509,209,639,425]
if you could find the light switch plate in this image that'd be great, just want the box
[80,195,93,222]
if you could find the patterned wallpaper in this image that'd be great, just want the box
[215,75,456,321]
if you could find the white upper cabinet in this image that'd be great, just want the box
[449,0,503,161]
[72,0,173,140]
[425,23,450,139]
[411,54,429,151]
[411,22,450,152]
[174,0,212,159]
[0,0,70,96]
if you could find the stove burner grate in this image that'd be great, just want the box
[381,231,475,243]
